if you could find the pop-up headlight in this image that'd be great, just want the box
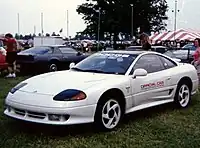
[53,89,87,101]
[10,83,27,94]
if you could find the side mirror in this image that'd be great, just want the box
[69,62,76,69]
[133,68,148,78]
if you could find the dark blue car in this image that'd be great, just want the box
[17,45,89,74]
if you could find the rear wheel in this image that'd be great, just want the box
[49,61,59,72]
[174,82,191,108]
[94,97,122,131]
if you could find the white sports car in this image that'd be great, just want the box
[4,50,199,131]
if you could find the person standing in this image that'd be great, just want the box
[0,33,18,78]
[139,33,152,51]
[193,38,200,82]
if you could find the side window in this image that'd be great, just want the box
[159,56,177,69]
[44,47,53,54]
[59,47,77,54]
[131,54,165,74]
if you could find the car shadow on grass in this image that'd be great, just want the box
[3,92,199,138]
[3,101,188,137]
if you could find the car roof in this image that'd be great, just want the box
[128,45,166,48]
[101,50,150,55]
[35,45,68,48]
[152,46,166,48]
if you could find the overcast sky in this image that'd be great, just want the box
[0,0,199,37]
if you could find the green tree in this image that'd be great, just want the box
[77,0,168,41]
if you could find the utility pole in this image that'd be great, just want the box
[41,12,44,36]
[34,25,36,35]
[172,0,180,42]
[97,7,101,51]
[67,10,69,38]
[130,4,134,39]
[17,13,20,35]
[41,12,44,45]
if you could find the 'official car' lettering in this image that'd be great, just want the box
[141,81,164,90]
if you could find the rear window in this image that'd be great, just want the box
[20,47,52,54]
[59,47,78,54]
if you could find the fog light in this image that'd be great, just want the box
[48,114,61,121]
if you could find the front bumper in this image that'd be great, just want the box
[4,99,97,125]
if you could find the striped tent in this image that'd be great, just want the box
[150,29,200,44]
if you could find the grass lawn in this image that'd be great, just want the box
[0,77,200,148]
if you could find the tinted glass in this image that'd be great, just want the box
[59,47,77,54]
[159,55,177,69]
[132,54,165,74]
[182,44,196,51]
[72,52,138,75]
[20,47,52,54]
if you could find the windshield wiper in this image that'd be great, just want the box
[71,68,104,73]
[71,68,117,74]
[83,69,106,73]
[71,67,85,72]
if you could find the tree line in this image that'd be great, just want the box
[76,0,168,41]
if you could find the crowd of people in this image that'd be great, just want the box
[0,33,200,80]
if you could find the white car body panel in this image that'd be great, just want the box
[4,51,199,125]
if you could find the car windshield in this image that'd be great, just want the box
[182,44,196,51]
[20,47,51,54]
[71,52,138,75]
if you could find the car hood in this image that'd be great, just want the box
[19,70,122,95]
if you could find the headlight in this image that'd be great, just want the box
[53,89,87,101]
[10,83,27,94]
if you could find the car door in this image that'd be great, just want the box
[158,54,179,90]
[130,54,172,107]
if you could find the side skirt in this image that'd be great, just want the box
[125,99,174,114]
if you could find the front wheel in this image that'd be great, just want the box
[174,82,191,108]
[94,98,122,131]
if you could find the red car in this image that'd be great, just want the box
[0,52,8,72]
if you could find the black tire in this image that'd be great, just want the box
[94,96,123,131]
[49,61,59,72]
[174,81,191,108]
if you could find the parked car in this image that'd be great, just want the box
[4,50,199,131]
[182,44,196,51]
[164,49,195,63]
[126,46,168,53]
[17,45,89,74]
[0,47,8,73]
